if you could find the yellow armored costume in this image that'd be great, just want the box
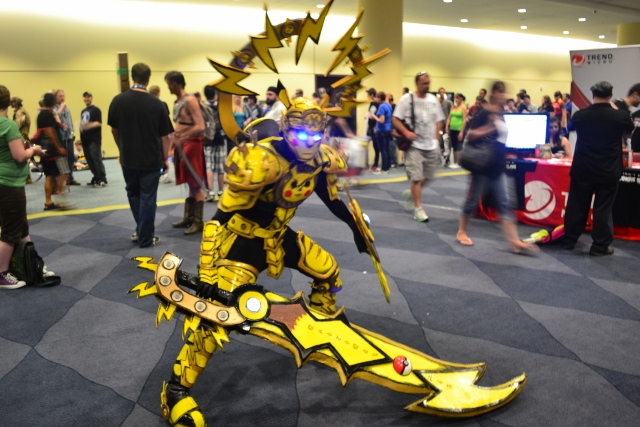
[162,98,368,426]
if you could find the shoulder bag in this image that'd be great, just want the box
[392,94,414,151]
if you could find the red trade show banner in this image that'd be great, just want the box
[478,159,640,241]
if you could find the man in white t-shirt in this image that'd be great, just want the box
[263,86,286,122]
[393,72,445,222]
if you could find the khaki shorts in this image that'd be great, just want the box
[405,147,439,182]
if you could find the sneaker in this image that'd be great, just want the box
[372,170,382,175]
[69,180,81,186]
[369,166,379,172]
[414,207,429,222]
[0,271,27,290]
[131,232,138,243]
[448,163,461,169]
[94,180,108,188]
[214,190,223,202]
[402,189,415,211]
[204,192,215,202]
[138,236,160,248]
[87,178,96,186]
[43,265,55,277]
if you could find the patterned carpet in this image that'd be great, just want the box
[1,174,639,427]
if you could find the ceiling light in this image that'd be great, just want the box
[443,0,453,3]
[520,26,527,30]
[461,19,468,23]
[599,35,605,39]
[563,31,569,34]
[579,18,586,22]
[518,9,526,13]
[317,4,324,8]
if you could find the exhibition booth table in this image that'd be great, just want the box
[477,158,640,241]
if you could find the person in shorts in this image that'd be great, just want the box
[0,85,47,289]
[393,72,444,222]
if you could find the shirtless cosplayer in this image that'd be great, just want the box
[165,71,207,235]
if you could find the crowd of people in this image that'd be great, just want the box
[2,65,637,289]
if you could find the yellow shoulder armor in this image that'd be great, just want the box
[219,142,288,212]
[320,144,347,174]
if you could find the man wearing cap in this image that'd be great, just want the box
[80,92,107,187]
[263,86,286,122]
[563,81,633,256]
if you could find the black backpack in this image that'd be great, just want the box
[10,241,61,287]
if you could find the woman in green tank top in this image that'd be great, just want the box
[445,93,468,168]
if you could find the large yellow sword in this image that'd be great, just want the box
[130,253,526,418]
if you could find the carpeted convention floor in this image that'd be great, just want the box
[1,160,639,427]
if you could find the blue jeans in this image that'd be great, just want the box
[376,130,391,171]
[461,173,514,222]
[122,167,160,247]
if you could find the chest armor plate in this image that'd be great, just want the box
[274,163,320,209]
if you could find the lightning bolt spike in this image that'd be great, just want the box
[250,7,284,73]
[325,8,364,77]
[295,0,334,64]
[332,49,391,88]
[207,57,257,96]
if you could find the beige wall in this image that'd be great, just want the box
[0,4,612,157]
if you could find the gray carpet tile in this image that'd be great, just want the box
[381,247,510,298]
[28,215,98,243]
[400,277,579,359]
[0,350,135,427]
[474,261,640,320]
[4,170,639,426]
[90,257,167,315]
[590,277,640,312]
[426,329,640,427]
[35,294,176,401]
[0,336,30,380]
[0,284,85,346]
[121,404,167,427]
[519,302,640,376]
[44,243,123,293]
[587,364,640,408]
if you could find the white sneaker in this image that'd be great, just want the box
[402,189,415,211]
[448,163,461,169]
[0,271,27,290]
[43,265,55,277]
[414,207,429,222]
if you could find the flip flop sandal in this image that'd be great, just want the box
[44,203,59,211]
[456,236,474,246]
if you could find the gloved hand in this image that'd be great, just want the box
[196,280,218,300]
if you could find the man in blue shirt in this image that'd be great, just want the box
[373,91,393,174]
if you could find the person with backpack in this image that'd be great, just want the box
[165,71,207,235]
[0,85,47,289]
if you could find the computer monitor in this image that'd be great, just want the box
[504,114,548,150]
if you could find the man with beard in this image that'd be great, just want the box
[262,86,286,122]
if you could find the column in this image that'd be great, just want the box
[617,22,640,46]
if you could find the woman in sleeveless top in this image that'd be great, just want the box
[445,93,468,168]
[456,81,538,254]
[548,116,572,158]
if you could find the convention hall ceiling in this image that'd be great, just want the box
[141,0,640,42]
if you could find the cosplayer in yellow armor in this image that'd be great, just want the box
[162,98,368,427]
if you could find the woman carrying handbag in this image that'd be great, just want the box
[456,81,538,254]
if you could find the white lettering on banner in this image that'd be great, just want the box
[523,180,556,221]
[506,162,516,170]
[620,173,638,184]
[561,191,569,218]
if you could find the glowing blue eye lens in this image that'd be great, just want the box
[296,131,308,141]
[313,133,322,142]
